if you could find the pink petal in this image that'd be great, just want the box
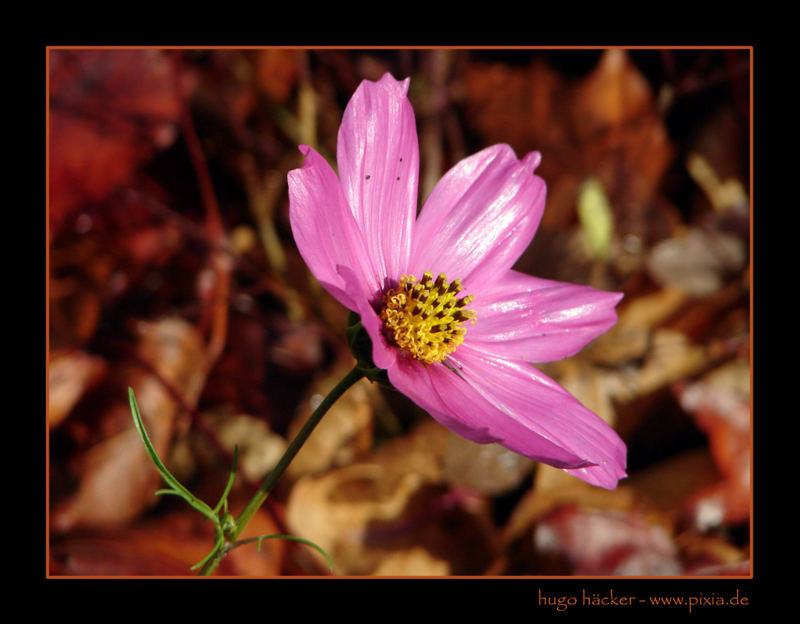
[337,73,419,286]
[288,145,379,309]
[337,264,397,371]
[466,270,624,362]
[387,345,627,489]
[409,145,545,289]
[386,356,499,445]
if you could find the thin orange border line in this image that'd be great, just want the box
[45,46,51,579]
[45,45,755,51]
[45,45,754,582]
[749,45,754,580]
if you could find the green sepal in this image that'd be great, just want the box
[345,312,391,388]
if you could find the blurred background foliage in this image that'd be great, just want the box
[48,48,750,576]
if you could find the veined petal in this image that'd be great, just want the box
[386,356,499,445]
[337,73,419,286]
[410,145,545,289]
[288,145,379,309]
[466,270,624,362]
[450,346,627,488]
[388,345,627,489]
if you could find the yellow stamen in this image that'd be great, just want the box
[380,271,476,364]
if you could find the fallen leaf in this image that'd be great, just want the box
[677,531,749,575]
[51,318,207,532]
[442,434,535,497]
[624,448,721,518]
[464,50,673,238]
[531,504,683,575]
[675,357,751,528]
[647,227,747,296]
[497,482,681,575]
[48,349,106,428]
[584,287,689,367]
[286,421,497,575]
[285,361,373,480]
[204,408,287,484]
[371,546,450,576]
[49,49,183,237]
[50,504,283,576]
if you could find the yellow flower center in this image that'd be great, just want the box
[380,271,476,364]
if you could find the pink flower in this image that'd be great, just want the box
[288,74,627,489]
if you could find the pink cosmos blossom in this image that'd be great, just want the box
[288,73,627,489]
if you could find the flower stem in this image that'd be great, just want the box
[198,364,365,575]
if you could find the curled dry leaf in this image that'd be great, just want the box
[531,504,682,576]
[48,349,107,428]
[287,463,431,575]
[613,328,713,402]
[647,227,747,296]
[286,421,497,575]
[496,482,680,575]
[204,408,287,484]
[583,287,689,367]
[51,318,207,532]
[442,433,535,497]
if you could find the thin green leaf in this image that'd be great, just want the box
[237,534,334,573]
[190,531,225,572]
[213,445,239,516]
[154,489,185,497]
[128,388,218,523]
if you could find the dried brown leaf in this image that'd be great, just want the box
[49,50,183,236]
[647,227,747,296]
[531,504,683,575]
[50,505,283,576]
[286,363,373,480]
[286,421,497,575]
[48,349,107,428]
[51,318,207,532]
[675,358,751,528]
[204,408,287,484]
[498,482,680,575]
[464,50,674,239]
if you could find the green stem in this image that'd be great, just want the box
[198,364,365,576]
